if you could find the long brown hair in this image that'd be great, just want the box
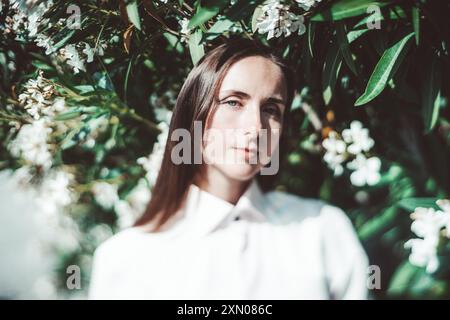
[134,37,297,232]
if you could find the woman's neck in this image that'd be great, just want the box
[193,167,251,205]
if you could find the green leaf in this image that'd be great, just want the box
[188,0,227,29]
[53,29,76,51]
[347,29,369,43]
[354,32,414,106]
[397,198,441,212]
[358,206,397,241]
[353,5,406,29]
[422,53,442,133]
[74,85,95,94]
[202,18,235,42]
[354,7,383,28]
[126,1,141,31]
[31,60,54,71]
[53,110,82,121]
[251,5,263,33]
[388,261,421,297]
[227,0,265,22]
[322,38,342,105]
[336,22,357,75]
[311,0,388,21]
[163,32,183,53]
[307,21,316,57]
[412,7,420,45]
[188,28,205,66]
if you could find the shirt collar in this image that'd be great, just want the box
[182,178,269,236]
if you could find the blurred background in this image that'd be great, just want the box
[0,0,449,299]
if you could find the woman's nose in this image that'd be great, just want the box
[244,102,263,131]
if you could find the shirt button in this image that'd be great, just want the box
[234,216,240,221]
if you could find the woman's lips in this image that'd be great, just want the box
[234,146,256,151]
[233,147,258,156]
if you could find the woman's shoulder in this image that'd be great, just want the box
[92,227,145,261]
[263,188,353,228]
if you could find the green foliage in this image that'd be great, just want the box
[0,0,449,299]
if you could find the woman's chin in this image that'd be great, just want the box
[218,163,261,181]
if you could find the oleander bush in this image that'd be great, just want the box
[0,0,449,299]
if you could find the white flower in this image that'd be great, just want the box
[8,119,53,169]
[179,18,191,43]
[36,169,74,216]
[323,152,345,176]
[0,167,79,298]
[256,1,306,40]
[18,71,60,120]
[82,42,95,63]
[138,121,170,186]
[295,0,322,11]
[436,199,450,238]
[322,131,346,176]
[410,207,449,244]
[0,169,53,299]
[88,224,114,246]
[138,110,172,186]
[114,179,150,229]
[35,33,56,55]
[342,120,375,155]
[60,44,86,74]
[404,199,450,273]
[322,131,346,154]
[404,238,439,274]
[114,200,135,229]
[91,181,119,210]
[346,154,381,186]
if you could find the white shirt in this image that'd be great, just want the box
[89,178,369,300]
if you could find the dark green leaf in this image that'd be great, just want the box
[336,22,357,75]
[188,0,228,29]
[412,7,420,45]
[188,28,205,66]
[397,198,441,212]
[422,53,442,133]
[312,0,388,21]
[53,110,82,121]
[53,29,76,51]
[355,32,414,106]
[126,1,141,31]
[226,0,265,22]
[322,38,342,105]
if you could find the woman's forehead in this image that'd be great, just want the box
[220,56,287,99]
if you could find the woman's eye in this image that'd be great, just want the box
[223,100,241,108]
[264,105,281,117]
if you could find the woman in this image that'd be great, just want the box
[89,38,369,299]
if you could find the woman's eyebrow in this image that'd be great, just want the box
[219,89,251,99]
[266,97,286,107]
[219,89,286,106]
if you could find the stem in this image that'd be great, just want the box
[109,102,161,134]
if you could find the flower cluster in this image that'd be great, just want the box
[322,120,381,187]
[405,200,450,273]
[91,178,151,229]
[8,119,53,170]
[178,18,191,43]
[8,71,70,170]
[137,107,172,186]
[0,166,80,298]
[295,0,322,11]
[2,1,107,74]
[89,107,172,229]
[255,1,306,40]
[18,71,67,120]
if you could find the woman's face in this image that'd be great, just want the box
[202,55,288,181]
